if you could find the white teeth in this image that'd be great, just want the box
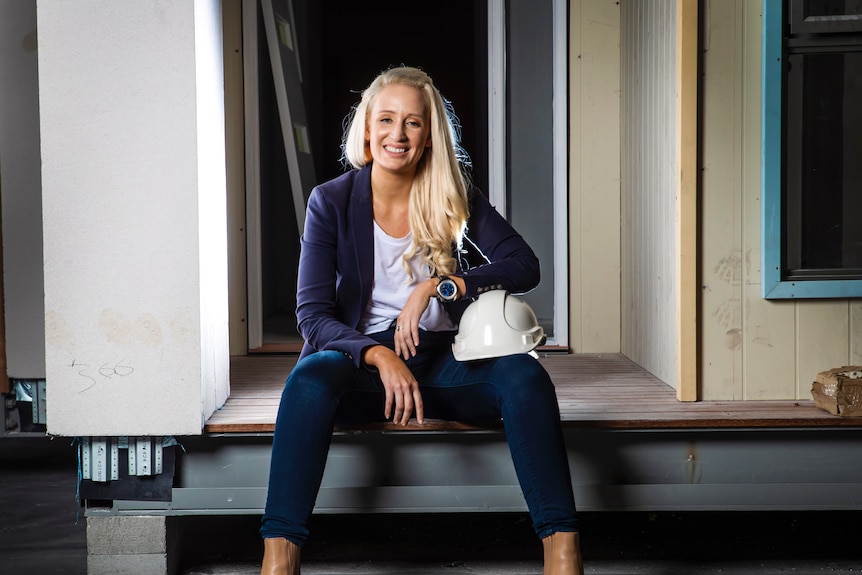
[385,146,407,153]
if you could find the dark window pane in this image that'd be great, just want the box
[785,51,862,278]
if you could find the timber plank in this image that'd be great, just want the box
[204,354,862,433]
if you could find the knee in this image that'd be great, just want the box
[283,350,354,404]
[490,355,556,403]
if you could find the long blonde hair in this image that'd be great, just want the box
[342,66,470,278]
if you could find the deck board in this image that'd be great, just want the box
[204,354,862,433]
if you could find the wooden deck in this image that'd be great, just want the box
[205,353,862,433]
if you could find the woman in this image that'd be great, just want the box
[260,66,582,575]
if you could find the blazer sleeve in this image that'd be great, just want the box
[456,190,541,299]
[295,184,379,366]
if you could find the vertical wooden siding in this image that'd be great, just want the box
[620,0,679,389]
[699,0,862,400]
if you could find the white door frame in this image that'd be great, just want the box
[487,0,568,347]
[552,0,569,347]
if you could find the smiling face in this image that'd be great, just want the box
[366,83,431,178]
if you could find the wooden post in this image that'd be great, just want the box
[677,0,699,401]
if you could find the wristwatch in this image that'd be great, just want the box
[435,276,459,302]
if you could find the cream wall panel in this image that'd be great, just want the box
[579,0,620,353]
[701,0,801,400]
[620,0,678,386]
[699,0,744,399]
[852,303,862,365]
[568,0,620,353]
[700,0,861,400]
[796,302,850,398]
[737,0,799,401]
[39,0,229,436]
[568,0,583,352]
[741,285,796,399]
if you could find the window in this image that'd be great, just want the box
[762,0,862,298]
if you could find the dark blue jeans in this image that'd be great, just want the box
[260,327,578,545]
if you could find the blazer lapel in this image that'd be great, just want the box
[350,166,375,314]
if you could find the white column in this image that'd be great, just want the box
[38,0,229,436]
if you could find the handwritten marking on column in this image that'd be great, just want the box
[70,359,135,393]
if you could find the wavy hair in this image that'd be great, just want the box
[341,66,471,279]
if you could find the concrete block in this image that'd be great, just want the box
[87,515,166,555]
[87,553,167,575]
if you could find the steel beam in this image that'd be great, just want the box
[87,427,862,516]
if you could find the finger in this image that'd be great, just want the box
[392,391,404,424]
[384,387,393,420]
[396,328,414,359]
[400,391,414,426]
[395,337,411,360]
[404,326,418,357]
[413,389,424,424]
[394,323,409,359]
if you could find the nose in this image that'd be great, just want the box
[391,121,406,140]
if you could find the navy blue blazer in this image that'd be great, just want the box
[296,164,541,366]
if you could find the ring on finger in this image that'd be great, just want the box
[395,325,403,332]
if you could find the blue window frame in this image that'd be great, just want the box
[761,0,862,298]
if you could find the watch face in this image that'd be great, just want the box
[438,279,457,300]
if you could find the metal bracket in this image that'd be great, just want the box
[78,436,179,503]
[79,436,174,481]
[1,379,48,436]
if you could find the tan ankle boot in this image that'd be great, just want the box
[541,531,583,575]
[260,537,301,575]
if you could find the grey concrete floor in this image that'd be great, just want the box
[2,435,862,575]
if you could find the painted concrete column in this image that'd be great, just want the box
[38,0,229,436]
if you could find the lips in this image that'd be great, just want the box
[384,145,408,153]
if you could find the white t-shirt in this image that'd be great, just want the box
[358,221,457,335]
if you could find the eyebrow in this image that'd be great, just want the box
[374,108,425,119]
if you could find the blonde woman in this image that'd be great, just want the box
[260,66,582,575]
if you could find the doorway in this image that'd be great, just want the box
[250,0,489,351]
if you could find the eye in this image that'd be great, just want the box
[407,120,421,128]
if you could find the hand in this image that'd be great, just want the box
[394,279,436,359]
[362,345,424,425]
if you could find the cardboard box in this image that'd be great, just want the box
[811,366,862,416]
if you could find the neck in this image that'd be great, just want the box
[370,166,413,238]
[370,164,415,200]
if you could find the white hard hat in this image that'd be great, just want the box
[452,290,545,361]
